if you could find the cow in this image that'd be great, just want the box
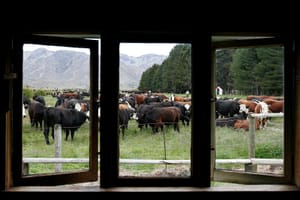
[23,104,26,118]
[33,95,46,106]
[28,100,45,130]
[145,106,181,133]
[134,94,146,107]
[254,101,269,129]
[263,99,284,113]
[233,119,260,131]
[136,102,175,130]
[216,99,240,118]
[43,107,88,145]
[144,96,162,104]
[23,94,31,109]
[238,99,258,113]
[173,102,190,126]
[216,111,248,128]
[119,108,132,140]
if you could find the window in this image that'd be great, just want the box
[100,32,211,187]
[12,35,99,186]
[211,35,293,184]
[4,32,297,190]
[118,42,192,178]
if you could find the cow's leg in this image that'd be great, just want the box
[65,129,69,141]
[160,124,164,132]
[39,120,43,131]
[174,122,180,132]
[121,127,125,140]
[181,118,185,126]
[43,127,50,145]
[51,126,55,140]
[71,130,75,141]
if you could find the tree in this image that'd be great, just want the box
[216,49,234,94]
[230,46,283,95]
[138,44,191,93]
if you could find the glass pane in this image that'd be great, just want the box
[118,43,192,177]
[215,45,284,176]
[22,44,91,175]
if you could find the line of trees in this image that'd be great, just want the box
[138,44,191,93]
[217,46,284,96]
[138,44,284,96]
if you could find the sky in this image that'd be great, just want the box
[23,44,90,54]
[119,43,177,57]
[23,42,178,57]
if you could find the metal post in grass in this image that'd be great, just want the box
[54,124,62,172]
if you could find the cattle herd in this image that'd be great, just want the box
[23,92,90,145]
[23,91,192,144]
[23,90,284,145]
[215,95,284,131]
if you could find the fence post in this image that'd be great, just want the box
[246,115,257,172]
[54,124,62,172]
[22,162,29,175]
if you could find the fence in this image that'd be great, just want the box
[248,112,284,158]
[22,157,283,175]
[23,114,284,175]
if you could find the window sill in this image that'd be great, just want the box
[6,184,299,192]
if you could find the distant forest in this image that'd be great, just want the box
[138,44,284,96]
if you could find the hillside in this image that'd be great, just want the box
[23,48,167,90]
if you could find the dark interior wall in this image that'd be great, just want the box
[0,34,12,191]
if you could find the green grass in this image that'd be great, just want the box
[119,121,191,174]
[215,117,284,172]
[22,95,284,176]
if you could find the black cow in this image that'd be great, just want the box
[23,94,31,109]
[173,102,190,126]
[215,99,240,118]
[144,96,162,104]
[28,100,45,130]
[43,107,88,145]
[33,95,46,106]
[119,108,131,140]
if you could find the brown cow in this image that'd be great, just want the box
[145,106,181,133]
[238,99,258,113]
[234,119,260,131]
[134,94,146,107]
[263,99,284,113]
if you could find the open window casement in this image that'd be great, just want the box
[11,34,99,186]
[211,36,293,184]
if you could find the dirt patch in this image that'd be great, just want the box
[120,165,191,177]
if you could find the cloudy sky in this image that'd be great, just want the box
[24,42,178,57]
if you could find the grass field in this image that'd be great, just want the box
[22,95,284,176]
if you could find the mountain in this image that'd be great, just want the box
[23,48,167,90]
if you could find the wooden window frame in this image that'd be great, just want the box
[99,31,212,187]
[2,31,298,190]
[11,34,99,186]
[211,35,294,184]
